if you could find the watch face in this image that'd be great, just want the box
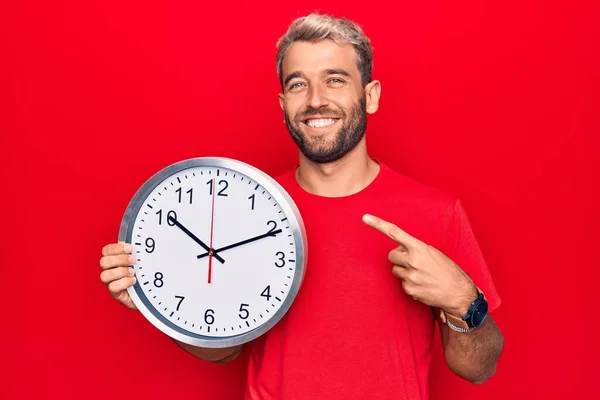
[119,158,306,348]
[471,300,489,327]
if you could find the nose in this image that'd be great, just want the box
[307,84,329,109]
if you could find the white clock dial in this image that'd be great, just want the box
[120,158,306,348]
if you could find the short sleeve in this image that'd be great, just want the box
[444,199,501,312]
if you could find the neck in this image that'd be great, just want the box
[295,137,380,197]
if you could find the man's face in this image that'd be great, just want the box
[279,40,369,164]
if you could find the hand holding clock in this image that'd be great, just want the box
[362,214,478,317]
[99,242,138,310]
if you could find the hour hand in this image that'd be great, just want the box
[168,215,225,264]
[196,228,283,260]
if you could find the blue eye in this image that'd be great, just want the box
[328,78,345,85]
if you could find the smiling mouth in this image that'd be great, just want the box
[303,118,340,128]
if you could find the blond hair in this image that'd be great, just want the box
[276,13,373,87]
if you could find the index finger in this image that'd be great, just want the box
[362,214,419,249]
[102,242,133,257]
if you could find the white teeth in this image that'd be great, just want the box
[306,118,337,128]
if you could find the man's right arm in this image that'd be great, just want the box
[174,341,244,364]
[99,242,244,364]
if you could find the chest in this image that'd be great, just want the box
[291,201,441,322]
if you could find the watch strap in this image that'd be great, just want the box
[446,317,481,333]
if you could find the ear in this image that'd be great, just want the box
[364,80,381,114]
[278,92,285,110]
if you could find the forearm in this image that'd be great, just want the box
[174,340,244,364]
[441,315,504,384]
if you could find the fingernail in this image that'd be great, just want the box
[129,268,136,276]
[128,255,136,265]
[132,277,137,285]
[123,244,133,253]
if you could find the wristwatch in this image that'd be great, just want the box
[440,288,488,333]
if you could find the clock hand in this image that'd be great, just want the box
[196,229,283,259]
[168,215,225,264]
[208,178,216,284]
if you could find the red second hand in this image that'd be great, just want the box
[208,178,216,284]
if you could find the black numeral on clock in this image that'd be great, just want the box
[239,303,250,319]
[156,209,177,226]
[207,179,229,196]
[154,272,163,288]
[248,194,255,210]
[175,295,185,311]
[261,286,271,301]
[176,187,193,204]
[275,251,285,268]
[145,237,155,253]
[204,309,215,325]
[267,220,277,233]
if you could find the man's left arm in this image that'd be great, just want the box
[438,294,504,384]
[362,212,504,384]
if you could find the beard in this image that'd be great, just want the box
[284,96,367,164]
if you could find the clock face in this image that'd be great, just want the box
[120,158,306,348]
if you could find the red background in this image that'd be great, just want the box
[2,0,599,399]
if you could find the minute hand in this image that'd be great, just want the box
[196,229,283,259]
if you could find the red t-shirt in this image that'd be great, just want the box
[245,161,501,400]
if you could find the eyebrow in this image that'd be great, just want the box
[283,69,352,87]
[283,71,303,87]
[324,69,351,78]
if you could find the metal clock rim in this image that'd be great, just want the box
[118,156,307,348]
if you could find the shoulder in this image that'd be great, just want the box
[378,161,457,211]
[375,162,462,249]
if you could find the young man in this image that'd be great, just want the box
[99,13,503,400]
